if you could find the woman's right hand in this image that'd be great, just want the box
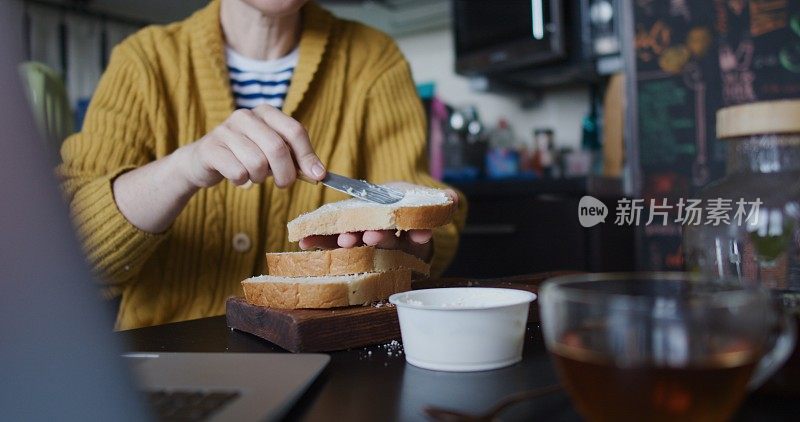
[173,104,326,190]
[112,105,325,234]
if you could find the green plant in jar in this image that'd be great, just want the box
[749,219,795,264]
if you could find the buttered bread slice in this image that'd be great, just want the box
[266,246,429,277]
[287,187,455,242]
[242,269,412,309]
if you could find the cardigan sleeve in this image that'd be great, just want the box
[361,52,467,277]
[57,44,167,287]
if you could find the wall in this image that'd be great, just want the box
[394,28,590,149]
[31,1,590,149]
[31,0,208,24]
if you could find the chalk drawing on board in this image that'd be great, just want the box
[719,40,757,105]
[638,79,695,167]
[636,0,656,17]
[779,14,800,73]
[637,70,672,81]
[715,0,729,34]
[728,0,746,16]
[659,46,691,74]
[683,63,709,187]
[750,0,788,37]
[670,0,691,21]
[636,20,672,63]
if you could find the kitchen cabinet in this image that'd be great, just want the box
[443,178,634,278]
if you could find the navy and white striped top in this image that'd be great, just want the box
[226,46,299,110]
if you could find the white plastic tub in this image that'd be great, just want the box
[389,287,536,372]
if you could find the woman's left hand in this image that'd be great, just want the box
[298,184,458,261]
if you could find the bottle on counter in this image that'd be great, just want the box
[531,128,555,178]
[428,97,448,180]
[485,118,520,179]
[463,106,488,178]
[519,132,534,175]
[581,111,603,175]
[443,109,467,177]
[443,106,487,181]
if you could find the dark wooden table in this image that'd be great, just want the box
[123,315,800,421]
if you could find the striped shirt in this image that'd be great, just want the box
[226,46,298,110]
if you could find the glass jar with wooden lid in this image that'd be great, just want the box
[683,99,800,311]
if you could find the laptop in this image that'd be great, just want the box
[0,3,328,421]
[126,352,329,420]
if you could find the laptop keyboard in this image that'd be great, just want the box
[145,389,240,421]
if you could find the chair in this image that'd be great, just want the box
[18,61,74,152]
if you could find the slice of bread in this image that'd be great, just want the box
[266,246,430,277]
[242,269,412,309]
[287,187,455,242]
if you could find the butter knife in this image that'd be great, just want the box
[298,171,405,204]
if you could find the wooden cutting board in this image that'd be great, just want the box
[226,271,577,353]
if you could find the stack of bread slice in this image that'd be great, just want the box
[242,187,455,309]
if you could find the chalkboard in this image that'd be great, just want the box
[631,0,800,270]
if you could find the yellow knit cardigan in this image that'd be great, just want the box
[58,0,466,330]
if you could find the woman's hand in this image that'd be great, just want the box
[299,185,459,261]
[174,104,326,189]
[113,105,325,234]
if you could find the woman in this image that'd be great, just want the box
[58,0,465,330]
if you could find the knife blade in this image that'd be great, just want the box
[299,171,405,204]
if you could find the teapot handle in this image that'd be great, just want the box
[748,312,797,390]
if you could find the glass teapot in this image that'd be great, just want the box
[683,100,800,311]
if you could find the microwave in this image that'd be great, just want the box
[453,0,621,86]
